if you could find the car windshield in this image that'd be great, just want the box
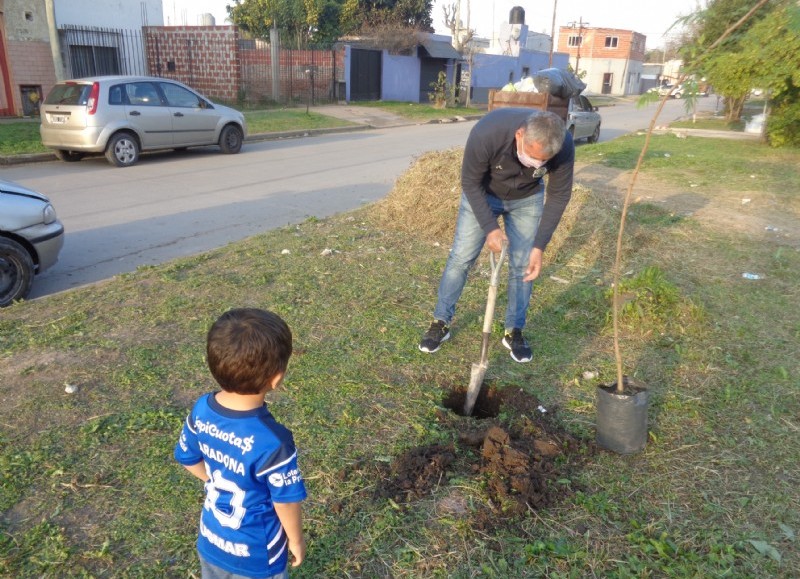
[45,83,91,105]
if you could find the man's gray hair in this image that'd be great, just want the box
[520,110,567,158]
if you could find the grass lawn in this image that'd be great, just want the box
[1,133,798,576]
[0,121,49,155]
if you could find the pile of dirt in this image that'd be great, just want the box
[376,445,456,502]
[371,148,463,242]
[372,386,589,517]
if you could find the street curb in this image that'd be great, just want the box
[0,152,57,166]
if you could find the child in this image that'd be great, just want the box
[175,308,307,579]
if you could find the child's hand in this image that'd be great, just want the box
[288,536,306,567]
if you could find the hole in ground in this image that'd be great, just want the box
[442,381,502,418]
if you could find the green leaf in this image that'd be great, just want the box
[748,540,782,562]
[778,523,796,541]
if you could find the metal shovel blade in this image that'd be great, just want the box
[464,361,487,416]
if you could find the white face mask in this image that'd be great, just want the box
[517,144,546,169]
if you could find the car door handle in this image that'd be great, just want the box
[174,112,184,117]
[129,110,141,116]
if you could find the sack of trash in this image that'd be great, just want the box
[513,77,538,92]
[533,68,586,98]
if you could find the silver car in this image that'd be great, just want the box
[40,75,247,167]
[0,179,65,307]
[567,94,601,143]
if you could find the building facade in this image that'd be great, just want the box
[0,0,163,116]
[0,0,55,115]
[557,26,646,95]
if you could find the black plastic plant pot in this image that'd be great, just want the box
[596,378,649,454]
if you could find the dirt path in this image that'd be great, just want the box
[574,162,800,248]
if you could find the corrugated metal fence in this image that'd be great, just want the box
[58,25,339,106]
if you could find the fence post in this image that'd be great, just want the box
[270,25,280,103]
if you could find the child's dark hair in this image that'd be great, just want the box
[206,308,292,394]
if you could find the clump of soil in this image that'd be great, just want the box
[371,385,590,517]
[376,445,456,502]
[470,425,562,515]
[599,377,647,397]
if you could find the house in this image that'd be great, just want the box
[339,33,461,103]
[0,0,162,117]
[557,25,646,95]
[464,8,570,105]
[0,0,56,116]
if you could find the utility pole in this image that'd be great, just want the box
[270,19,280,103]
[567,17,588,75]
[548,0,558,67]
[45,0,65,80]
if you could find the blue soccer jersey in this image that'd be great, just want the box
[175,393,307,578]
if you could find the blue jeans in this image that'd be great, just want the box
[434,191,544,330]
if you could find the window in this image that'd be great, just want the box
[160,83,202,108]
[44,83,91,106]
[69,45,120,78]
[568,35,582,47]
[126,82,162,106]
[108,85,124,105]
[605,36,618,48]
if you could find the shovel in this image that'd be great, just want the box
[464,240,507,416]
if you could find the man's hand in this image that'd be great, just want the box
[523,248,544,282]
[486,229,508,254]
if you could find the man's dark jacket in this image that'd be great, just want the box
[461,107,575,251]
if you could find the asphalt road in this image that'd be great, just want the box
[4,96,717,301]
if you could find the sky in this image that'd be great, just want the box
[162,0,705,49]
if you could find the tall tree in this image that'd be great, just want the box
[442,1,474,52]
[228,0,433,45]
[681,0,798,127]
[228,0,345,47]
[679,0,799,144]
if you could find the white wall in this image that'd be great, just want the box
[54,0,164,28]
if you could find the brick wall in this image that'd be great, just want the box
[142,26,339,105]
[558,27,646,61]
[6,40,56,115]
[143,26,241,102]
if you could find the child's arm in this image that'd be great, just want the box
[274,501,306,567]
[183,461,209,482]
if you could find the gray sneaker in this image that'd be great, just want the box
[419,320,450,353]
[502,328,532,363]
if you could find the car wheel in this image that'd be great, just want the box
[588,123,601,144]
[105,132,140,167]
[54,149,85,162]
[674,92,682,99]
[0,237,34,307]
[219,125,243,154]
